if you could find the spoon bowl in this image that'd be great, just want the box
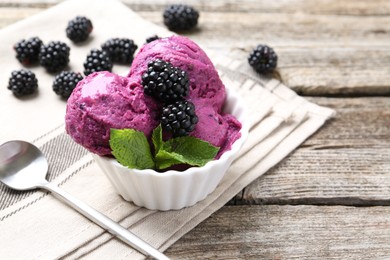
[0,140,169,260]
[0,140,48,190]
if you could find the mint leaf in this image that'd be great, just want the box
[154,149,185,169]
[152,124,163,155]
[109,128,155,170]
[109,126,220,171]
[155,136,220,170]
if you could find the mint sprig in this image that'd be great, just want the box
[155,136,220,169]
[109,125,220,171]
[151,124,163,155]
[109,129,155,170]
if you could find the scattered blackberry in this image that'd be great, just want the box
[7,70,38,97]
[13,37,43,66]
[161,100,198,137]
[163,4,199,31]
[248,44,278,74]
[39,41,70,73]
[142,59,189,103]
[83,49,113,76]
[101,38,138,64]
[66,16,93,43]
[52,71,83,99]
[145,35,160,44]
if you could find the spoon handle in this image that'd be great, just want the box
[42,182,169,260]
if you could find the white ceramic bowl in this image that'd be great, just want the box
[93,86,249,210]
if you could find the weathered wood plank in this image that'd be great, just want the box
[1,0,390,15]
[0,7,43,28]
[1,4,390,95]
[129,0,390,15]
[138,11,390,46]
[138,11,390,95]
[240,97,390,206]
[165,205,390,259]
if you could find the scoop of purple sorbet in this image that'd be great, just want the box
[192,101,242,158]
[65,71,160,156]
[129,35,226,112]
[66,36,241,159]
[130,36,241,156]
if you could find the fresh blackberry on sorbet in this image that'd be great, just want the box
[248,44,278,74]
[83,49,113,76]
[52,71,83,99]
[145,35,160,44]
[161,100,198,137]
[7,69,38,97]
[39,41,70,73]
[13,37,43,66]
[142,59,189,103]
[163,4,199,31]
[101,38,138,64]
[66,16,93,43]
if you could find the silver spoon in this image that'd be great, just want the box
[0,140,169,260]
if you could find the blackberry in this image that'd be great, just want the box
[248,44,278,74]
[83,49,113,76]
[13,37,43,66]
[142,59,189,103]
[7,69,38,97]
[52,71,83,99]
[101,38,138,64]
[145,35,160,44]
[66,16,93,43]
[39,41,70,73]
[163,4,199,31]
[161,100,198,137]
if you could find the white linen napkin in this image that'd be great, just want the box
[0,0,335,259]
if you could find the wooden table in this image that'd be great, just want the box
[1,0,389,258]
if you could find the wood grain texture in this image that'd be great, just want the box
[137,11,390,95]
[240,97,390,206]
[2,0,390,15]
[0,7,43,28]
[165,205,390,259]
[1,1,390,95]
[127,0,390,15]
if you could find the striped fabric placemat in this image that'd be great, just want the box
[0,0,334,258]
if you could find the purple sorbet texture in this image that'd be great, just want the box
[129,36,241,157]
[65,71,160,155]
[65,36,241,158]
[129,35,226,112]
